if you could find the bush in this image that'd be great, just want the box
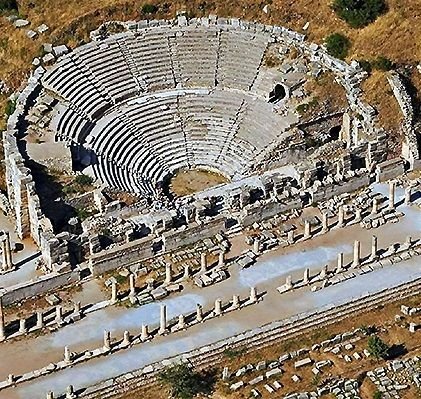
[358,59,372,73]
[325,33,350,60]
[367,335,390,360]
[371,56,393,71]
[0,0,18,12]
[141,3,158,14]
[373,390,382,399]
[4,98,16,116]
[159,363,216,399]
[74,174,93,186]
[332,0,386,28]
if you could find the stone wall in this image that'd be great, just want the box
[2,270,80,306]
[387,72,420,169]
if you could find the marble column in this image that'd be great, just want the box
[103,330,111,351]
[177,314,186,329]
[182,264,190,280]
[319,265,328,279]
[337,253,344,273]
[354,208,362,223]
[321,213,329,233]
[141,324,149,340]
[371,198,379,215]
[405,187,412,205]
[285,275,293,290]
[196,304,203,322]
[0,296,5,341]
[158,304,167,334]
[122,330,130,346]
[214,299,222,316]
[129,274,136,298]
[36,311,44,329]
[46,392,54,399]
[249,286,257,303]
[303,268,310,284]
[337,205,345,228]
[218,251,225,267]
[370,235,378,260]
[165,263,172,285]
[388,181,395,210]
[66,385,75,399]
[55,305,63,324]
[287,229,295,244]
[232,295,240,309]
[304,220,311,239]
[19,318,27,334]
[111,281,117,304]
[1,232,13,272]
[253,238,261,254]
[64,346,72,363]
[352,240,361,267]
[200,252,207,273]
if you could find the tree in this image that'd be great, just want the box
[325,33,351,60]
[367,335,390,360]
[373,389,382,399]
[159,363,216,399]
[371,56,393,71]
[0,0,18,12]
[141,3,158,14]
[332,0,386,28]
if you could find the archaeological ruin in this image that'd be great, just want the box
[0,13,420,399]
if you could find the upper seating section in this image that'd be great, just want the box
[42,21,269,118]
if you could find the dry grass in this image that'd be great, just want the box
[170,169,228,197]
[117,295,421,399]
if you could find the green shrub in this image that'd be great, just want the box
[4,98,16,116]
[0,0,18,12]
[373,390,382,399]
[74,174,93,186]
[371,56,393,71]
[159,363,215,399]
[367,335,390,360]
[332,0,386,28]
[141,3,158,14]
[358,59,372,73]
[325,33,350,60]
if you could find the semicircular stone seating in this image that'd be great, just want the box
[44,21,289,196]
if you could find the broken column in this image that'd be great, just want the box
[200,252,207,273]
[66,385,76,399]
[337,206,345,228]
[182,264,190,280]
[337,253,344,273]
[46,392,54,399]
[158,304,167,334]
[196,304,203,322]
[404,187,412,205]
[1,231,13,272]
[177,314,186,329]
[352,240,361,267]
[19,318,27,334]
[319,265,328,279]
[103,330,111,351]
[164,263,172,285]
[285,275,293,290]
[64,346,72,363]
[122,330,130,346]
[388,181,395,210]
[321,213,329,233]
[214,298,222,316]
[304,220,311,239]
[370,235,378,260]
[371,198,379,215]
[141,324,149,341]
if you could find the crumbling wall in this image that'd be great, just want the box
[387,72,420,169]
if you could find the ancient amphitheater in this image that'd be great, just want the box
[0,14,420,399]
